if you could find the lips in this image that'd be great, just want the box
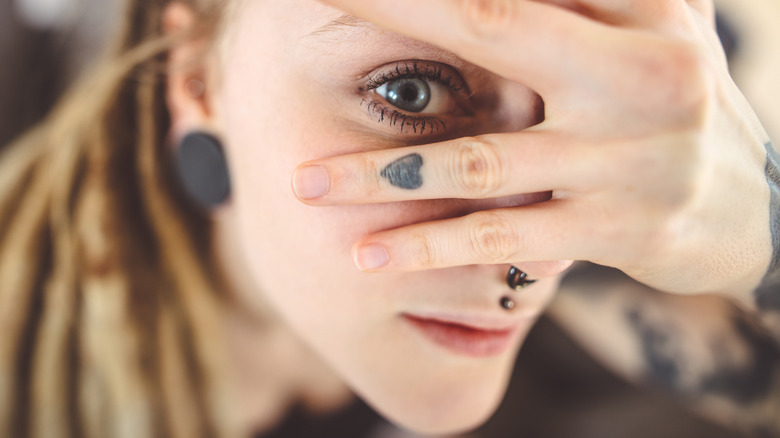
[402,314,522,358]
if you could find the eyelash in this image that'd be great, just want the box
[360,61,467,135]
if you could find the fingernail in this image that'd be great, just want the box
[354,243,390,271]
[293,166,330,200]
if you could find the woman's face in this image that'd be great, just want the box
[210,1,558,433]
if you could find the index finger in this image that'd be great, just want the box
[317,0,617,97]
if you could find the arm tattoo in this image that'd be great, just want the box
[699,314,779,404]
[624,305,780,436]
[626,308,780,403]
[381,153,424,190]
[765,141,780,271]
[626,309,681,388]
[756,141,780,312]
[553,265,780,435]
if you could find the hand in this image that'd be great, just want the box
[295,0,775,299]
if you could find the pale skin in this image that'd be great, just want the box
[164,0,779,436]
[167,1,558,434]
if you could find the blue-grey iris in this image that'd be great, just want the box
[381,78,431,113]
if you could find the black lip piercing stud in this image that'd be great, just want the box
[500,296,516,310]
[507,266,537,291]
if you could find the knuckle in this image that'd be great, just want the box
[450,137,504,197]
[649,0,688,21]
[457,0,515,40]
[468,212,517,263]
[665,45,710,107]
[638,43,712,123]
[411,231,436,268]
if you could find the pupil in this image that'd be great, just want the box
[400,84,419,102]
[386,78,431,113]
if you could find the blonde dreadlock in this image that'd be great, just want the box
[0,1,242,436]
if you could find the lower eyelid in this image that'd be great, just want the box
[362,98,448,136]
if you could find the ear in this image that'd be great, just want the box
[164,2,215,140]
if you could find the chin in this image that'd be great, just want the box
[381,388,506,435]
[357,366,513,436]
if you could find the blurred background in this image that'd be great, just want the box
[0,0,778,437]
[0,0,121,147]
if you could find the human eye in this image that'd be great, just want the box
[361,61,471,136]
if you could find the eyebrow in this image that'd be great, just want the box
[306,13,371,38]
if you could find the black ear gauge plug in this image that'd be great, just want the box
[176,132,232,209]
[507,266,537,291]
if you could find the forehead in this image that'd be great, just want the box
[307,12,369,37]
[222,1,460,62]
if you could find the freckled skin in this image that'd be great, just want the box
[381,153,424,190]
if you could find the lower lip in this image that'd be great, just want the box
[402,315,520,358]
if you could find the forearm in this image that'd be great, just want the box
[549,264,780,437]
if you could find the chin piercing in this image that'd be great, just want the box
[500,296,516,310]
[507,266,536,291]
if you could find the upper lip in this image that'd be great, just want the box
[401,311,532,332]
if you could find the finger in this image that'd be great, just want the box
[318,0,619,97]
[539,0,699,27]
[511,260,575,278]
[351,202,603,271]
[292,131,592,205]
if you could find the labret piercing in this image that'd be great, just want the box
[501,266,537,311]
[500,296,516,310]
[507,266,537,291]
